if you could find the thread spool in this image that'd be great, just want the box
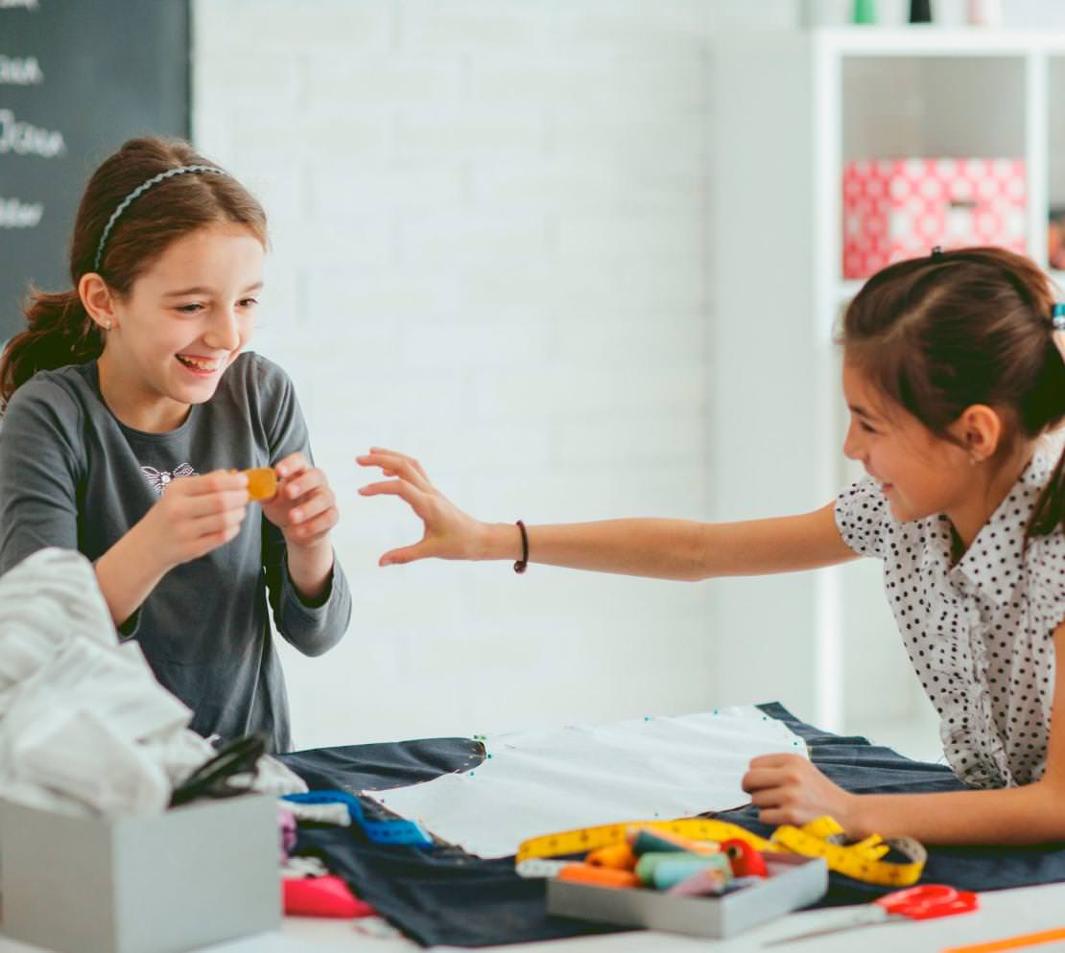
[557,864,639,889]
[909,0,932,23]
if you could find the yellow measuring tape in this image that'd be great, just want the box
[516,815,926,887]
[770,816,926,887]
[515,817,771,863]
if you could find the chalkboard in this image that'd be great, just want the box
[0,0,190,342]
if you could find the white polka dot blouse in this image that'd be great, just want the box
[835,447,1065,788]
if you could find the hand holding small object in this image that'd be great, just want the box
[261,452,339,550]
[139,469,249,570]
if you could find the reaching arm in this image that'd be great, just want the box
[357,448,859,581]
[473,506,856,580]
[743,618,1065,846]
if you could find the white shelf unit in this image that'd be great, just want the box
[713,29,1065,741]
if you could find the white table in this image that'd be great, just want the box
[4,881,1064,953]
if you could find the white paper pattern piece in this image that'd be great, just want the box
[364,705,807,859]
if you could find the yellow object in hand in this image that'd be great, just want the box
[243,467,278,502]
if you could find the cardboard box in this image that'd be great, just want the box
[0,794,281,953]
[842,157,1027,279]
[547,851,827,939]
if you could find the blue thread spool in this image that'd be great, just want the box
[651,854,731,891]
[635,852,728,889]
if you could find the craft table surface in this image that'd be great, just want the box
[3,880,1065,953]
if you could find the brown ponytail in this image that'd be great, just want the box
[1,290,104,401]
[0,137,267,408]
[840,246,1065,541]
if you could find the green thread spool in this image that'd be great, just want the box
[853,0,877,24]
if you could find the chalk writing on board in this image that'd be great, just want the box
[0,56,43,85]
[0,0,39,9]
[0,199,43,228]
[0,110,64,157]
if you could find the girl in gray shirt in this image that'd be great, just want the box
[0,137,351,752]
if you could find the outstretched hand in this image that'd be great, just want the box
[357,448,487,566]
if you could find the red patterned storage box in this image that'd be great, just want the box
[842,158,1026,279]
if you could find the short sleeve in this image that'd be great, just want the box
[834,476,889,559]
[1027,530,1065,638]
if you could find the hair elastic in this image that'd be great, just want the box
[93,164,228,272]
[513,520,528,574]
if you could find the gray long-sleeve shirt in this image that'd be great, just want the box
[0,352,351,752]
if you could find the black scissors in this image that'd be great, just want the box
[169,733,266,807]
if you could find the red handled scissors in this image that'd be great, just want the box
[766,884,979,945]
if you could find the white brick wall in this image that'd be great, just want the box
[196,0,1064,752]
[192,0,789,749]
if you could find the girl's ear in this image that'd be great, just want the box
[956,404,1003,464]
[77,273,119,332]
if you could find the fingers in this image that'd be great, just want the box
[742,756,805,797]
[186,491,249,530]
[748,786,788,809]
[277,466,329,507]
[743,772,803,826]
[357,449,432,493]
[746,753,801,771]
[741,767,784,793]
[156,496,247,565]
[289,486,332,524]
[177,489,252,519]
[755,807,804,827]
[380,542,433,566]
[167,469,249,496]
[368,447,430,481]
[740,755,828,828]
[287,489,339,542]
[273,452,309,481]
[188,517,245,556]
[162,474,249,530]
[254,459,341,549]
[358,479,430,519]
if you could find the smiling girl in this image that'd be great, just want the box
[0,138,351,752]
[359,247,1065,845]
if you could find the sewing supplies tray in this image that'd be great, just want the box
[547,851,828,939]
[0,793,280,953]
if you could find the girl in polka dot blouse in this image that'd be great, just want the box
[360,246,1065,846]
